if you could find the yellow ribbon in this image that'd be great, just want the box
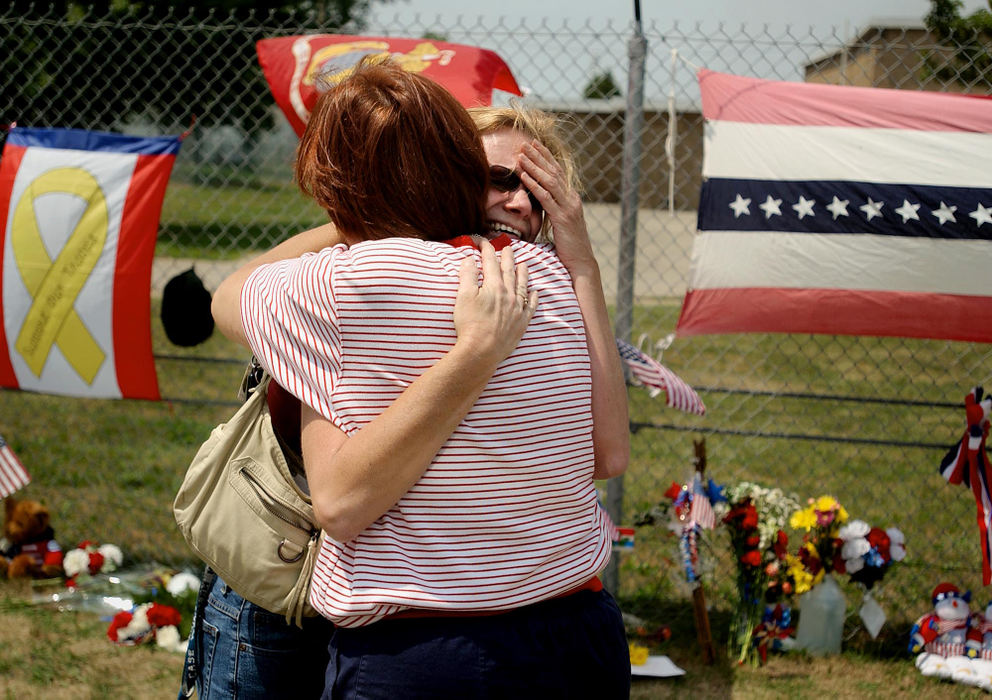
[11,167,107,383]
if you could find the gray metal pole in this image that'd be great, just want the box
[604,2,646,597]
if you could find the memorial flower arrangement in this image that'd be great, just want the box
[107,601,186,652]
[720,481,801,665]
[63,540,123,585]
[835,519,906,589]
[787,495,849,594]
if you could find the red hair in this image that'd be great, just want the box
[295,58,488,242]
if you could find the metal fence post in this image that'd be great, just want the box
[604,3,647,597]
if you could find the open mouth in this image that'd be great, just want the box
[487,221,526,240]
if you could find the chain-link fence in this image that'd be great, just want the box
[4,4,992,637]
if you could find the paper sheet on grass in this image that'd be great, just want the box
[630,655,686,677]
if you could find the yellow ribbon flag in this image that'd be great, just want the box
[11,167,107,383]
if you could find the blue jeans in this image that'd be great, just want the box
[197,575,333,699]
[323,589,630,700]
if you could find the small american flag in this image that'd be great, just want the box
[0,434,30,498]
[688,473,716,529]
[615,338,705,415]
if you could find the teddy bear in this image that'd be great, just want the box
[0,496,63,579]
[910,583,983,685]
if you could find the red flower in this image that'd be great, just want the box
[746,535,761,548]
[741,550,762,567]
[799,547,823,575]
[741,505,759,530]
[664,482,683,500]
[107,611,133,642]
[867,528,891,562]
[832,552,846,574]
[146,603,181,628]
[87,551,105,575]
[773,530,788,559]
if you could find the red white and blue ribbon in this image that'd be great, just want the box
[938,386,992,585]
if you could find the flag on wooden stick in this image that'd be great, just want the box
[0,434,30,498]
[615,338,705,415]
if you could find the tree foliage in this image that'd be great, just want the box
[2,1,378,133]
[924,0,992,88]
[583,71,622,100]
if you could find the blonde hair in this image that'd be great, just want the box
[468,103,582,239]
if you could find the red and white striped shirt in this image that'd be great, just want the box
[242,235,613,627]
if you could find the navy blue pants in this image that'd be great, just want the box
[323,589,631,700]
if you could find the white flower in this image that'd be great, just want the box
[118,604,152,643]
[63,549,90,578]
[886,527,907,561]
[839,520,870,540]
[155,625,186,653]
[98,544,123,571]
[845,556,865,574]
[842,538,870,560]
[166,571,200,596]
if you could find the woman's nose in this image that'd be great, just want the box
[503,187,532,213]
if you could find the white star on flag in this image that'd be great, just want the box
[729,194,751,218]
[826,196,849,220]
[792,196,815,219]
[759,195,782,219]
[860,197,884,221]
[971,203,992,227]
[932,201,957,225]
[895,199,921,223]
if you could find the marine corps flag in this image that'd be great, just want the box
[256,35,523,136]
[0,127,180,399]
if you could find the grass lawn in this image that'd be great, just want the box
[0,580,984,699]
[2,178,990,695]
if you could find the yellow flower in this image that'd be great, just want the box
[814,495,838,513]
[786,554,813,594]
[790,506,816,531]
[629,643,649,665]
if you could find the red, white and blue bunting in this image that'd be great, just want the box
[938,386,992,585]
[678,69,992,342]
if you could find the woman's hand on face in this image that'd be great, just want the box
[453,238,538,367]
[518,140,597,274]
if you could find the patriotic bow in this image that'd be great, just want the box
[938,386,992,585]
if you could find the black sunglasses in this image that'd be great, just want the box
[489,165,542,213]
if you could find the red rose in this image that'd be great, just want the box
[107,611,133,642]
[741,550,762,567]
[746,535,761,548]
[147,603,182,628]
